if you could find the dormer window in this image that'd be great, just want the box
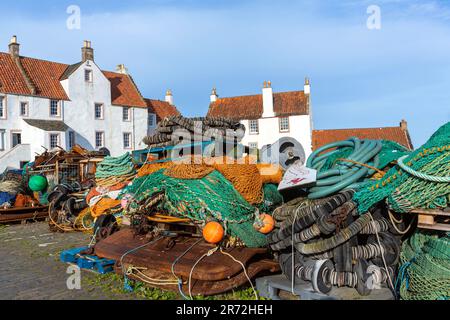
[85,69,93,82]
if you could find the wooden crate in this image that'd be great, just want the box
[412,208,450,232]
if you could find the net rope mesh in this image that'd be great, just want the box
[399,232,450,300]
[354,122,450,213]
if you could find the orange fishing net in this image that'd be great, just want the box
[90,198,121,218]
[136,156,283,205]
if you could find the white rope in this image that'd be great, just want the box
[220,249,259,300]
[188,247,219,300]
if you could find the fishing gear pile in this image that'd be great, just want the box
[267,138,412,296]
[121,158,283,248]
[143,116,245,148]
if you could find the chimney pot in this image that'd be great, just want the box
[304,77,311,95]
[116,64,128,74]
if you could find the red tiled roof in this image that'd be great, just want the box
[20,56,69,100]
[0,52,33,96]
[103,71,147,108]
[312,125,413,151]
[145,98,181,122]
[207,90,308,120]
[0,51,146,107]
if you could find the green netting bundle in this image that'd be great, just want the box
[95,152,136,179]
[398,231,450,300]
[122,169,267,247]
[354,122,450,213]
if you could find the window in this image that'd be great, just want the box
[279,117,290,132]
[249,142,258,149]
[68,131,75,149]
[0,129,5,151]
[123,107,130,121]
[49,133,59,149]
[95,131,104,148]
[20,102,28,117]
[249,120,259,134]
[0,96,5,119]
[123,133,132,149]
[50,100,60,117]
[95,103,104,119]
[12,132,22,148]
[148,113,155,127]
[85,69,93,82]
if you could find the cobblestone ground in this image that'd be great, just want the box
[0,221,137,300]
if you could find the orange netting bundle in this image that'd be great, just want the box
[90,198,121,218]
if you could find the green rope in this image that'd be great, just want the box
[397,155,450,183]
[95,153,136,179]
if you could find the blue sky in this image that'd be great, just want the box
[1,0,449,146]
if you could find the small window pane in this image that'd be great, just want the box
[50,134,59,149]
[95,132,104,148]
[20,102,28,116]
[0,97,5,118]
[95,104,103,119]
[279,117,289,132]
[148,114,155,127]
[50,100,59,116]
[68,131,75,149]
[85,70,92,82]
[249,120,259,134]
[123,133,131,149]
[123,107,130,121]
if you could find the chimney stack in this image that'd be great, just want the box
[262,80,274,118]
[210,87,218,103]
[116,64,128,74]
[304,77,311,95]
[400,119,408,130]
[165,89,174,105]
[9,35,20,57]
[82,40,94,62]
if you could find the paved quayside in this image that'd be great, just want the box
[0,222,136,300]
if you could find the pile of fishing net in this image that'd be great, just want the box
[0,169,38,209]
[306,138,410,199]
[143,116,245,148]
[95,153,136,187]
[398,231,449,300]
[121,159,284,248]
[354,121,450,213]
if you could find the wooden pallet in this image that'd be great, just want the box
[412,208,450,232]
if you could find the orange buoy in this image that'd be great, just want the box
[203,221,224,244]
[254,214,275,234]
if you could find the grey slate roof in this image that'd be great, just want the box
[23,119,68,132]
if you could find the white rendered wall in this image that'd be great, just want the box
[240,114,313,159]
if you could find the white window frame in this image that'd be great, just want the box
[49,100,61,117]
[95,131,105,149]
[11,131,22,148]
[249,119,259,135]
[20,101,29,117]
[122,107,131,122]
[85,69,93,82]
[0,129,5,151]
[49,133,60,149]
[68,131,76,149]
[0,96,6,119]
[279,117,290,132]
[123,132,132,149]
[95,103,104,120]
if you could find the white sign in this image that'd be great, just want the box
[278,161,317,191]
